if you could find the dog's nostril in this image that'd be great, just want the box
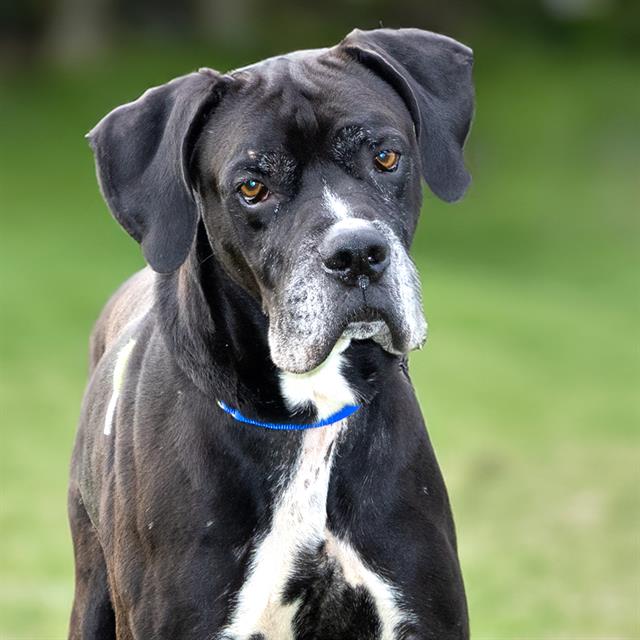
[367,244,387,266]
[327,249,353,272]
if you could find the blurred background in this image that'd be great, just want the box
[1,0,638,637]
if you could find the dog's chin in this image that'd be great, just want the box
[269,314,419,375]
[341,320,396,352]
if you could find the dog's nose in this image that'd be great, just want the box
[320,223,390,286]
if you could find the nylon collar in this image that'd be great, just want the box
[216,400,360,431]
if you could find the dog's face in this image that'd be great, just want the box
[194,53,427,372]
[89,29,474,373]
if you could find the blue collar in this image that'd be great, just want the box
[216,400,360,431]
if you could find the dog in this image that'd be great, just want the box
[68,27,475,640]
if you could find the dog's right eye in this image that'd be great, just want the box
[238,179,269,205]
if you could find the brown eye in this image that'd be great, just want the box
[374,150,400,172]
[238,179,269,204]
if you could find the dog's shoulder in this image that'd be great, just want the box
[89,267,156,371]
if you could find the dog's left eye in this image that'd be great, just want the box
[374,150,400,172]
[238,179,269,204]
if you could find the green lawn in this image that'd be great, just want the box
[1,41,638,638]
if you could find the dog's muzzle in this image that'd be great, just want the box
[267,218,427,374]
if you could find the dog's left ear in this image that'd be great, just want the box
[341,28,475,202]
[87,69,226,273]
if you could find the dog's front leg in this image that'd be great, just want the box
[68,484,116,640]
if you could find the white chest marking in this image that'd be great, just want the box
[221,340,410,639]
[103,338,136,435]
[222,419,344,639]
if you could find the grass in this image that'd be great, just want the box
[1,39,639,639]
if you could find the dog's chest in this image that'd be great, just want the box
[220,347,409,640]
[221,425,406,640]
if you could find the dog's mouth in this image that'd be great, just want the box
[269,299,423,374]
[304,314,406,375]
[338,309,398,353]
[342,319,388,342]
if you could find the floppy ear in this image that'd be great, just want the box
[341,28,475,202]
[87,69,226,273]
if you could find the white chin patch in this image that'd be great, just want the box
[279,337,357,419]
[278,321,398,419]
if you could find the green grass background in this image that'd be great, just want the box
[1,38,639,638]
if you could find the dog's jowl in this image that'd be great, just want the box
[68,28,475,640]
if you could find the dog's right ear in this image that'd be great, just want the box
[87,69,227,273]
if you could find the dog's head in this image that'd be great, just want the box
[89,28,474,374]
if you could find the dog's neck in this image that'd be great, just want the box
[155,228,401,424]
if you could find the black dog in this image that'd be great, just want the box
[69,27,475,640]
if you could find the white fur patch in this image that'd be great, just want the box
[279,337,356,419]
[323,187,352,220]
[220,417,345,638]
[103,338,136,435]
[220,342,410,638]
[327,215,373,233]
